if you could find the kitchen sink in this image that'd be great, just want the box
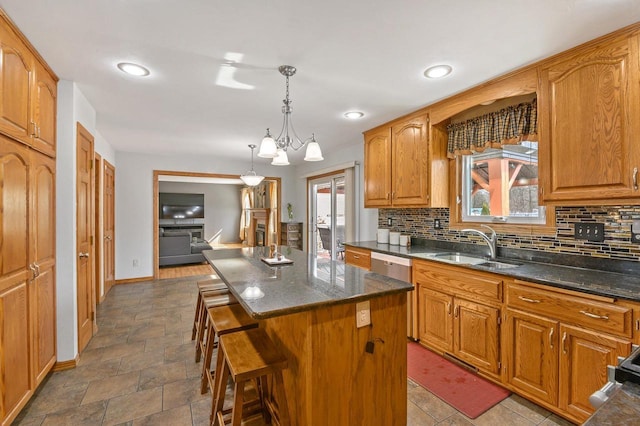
[431,253,487,265]
[476,260,522,269]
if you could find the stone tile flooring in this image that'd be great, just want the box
[14,275,576,425]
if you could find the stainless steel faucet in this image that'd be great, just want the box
[461,225,497,260]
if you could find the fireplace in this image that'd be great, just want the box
[255,223,266,247]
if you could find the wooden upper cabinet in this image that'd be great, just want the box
[363,127,392,207]
[391,116,429,206]
[539,32,640,202]
[364,113,447,208]
[0,24,33,145]
[0,14,56,157]
[31,61,56,157]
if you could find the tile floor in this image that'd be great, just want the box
[14,275,576,425]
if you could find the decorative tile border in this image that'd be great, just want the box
[378,206,640,261]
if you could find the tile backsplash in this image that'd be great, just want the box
[378,206,640,262]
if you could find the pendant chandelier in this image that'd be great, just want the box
[240,144,265,186]
[257,65,323,165]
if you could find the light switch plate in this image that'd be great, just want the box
[356,301,371,328]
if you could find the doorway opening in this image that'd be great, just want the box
[308,172,347,261]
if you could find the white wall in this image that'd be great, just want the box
[294,141,378,248]
[56,81,99,361]
[115,151,297,279]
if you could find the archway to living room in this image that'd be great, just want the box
[152,170,281,280]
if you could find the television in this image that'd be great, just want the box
[159,193,205,219]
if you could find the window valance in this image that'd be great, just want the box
[447,98,537,157]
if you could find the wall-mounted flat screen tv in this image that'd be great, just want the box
[159,193,205,219]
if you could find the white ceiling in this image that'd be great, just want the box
[2,0,639,165]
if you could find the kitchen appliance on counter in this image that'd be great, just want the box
[377,228,390,244]
[370,252,414,338]
[589,344,640,409]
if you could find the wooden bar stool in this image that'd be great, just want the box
[194,292,238,362]
[200,304,258,394]
[191,279,229,341]
[212,328,290,426]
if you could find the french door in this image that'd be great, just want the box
[309,173,346,260]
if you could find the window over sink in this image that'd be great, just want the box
[461,141,546,225]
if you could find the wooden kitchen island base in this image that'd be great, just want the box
[261,292,408,426]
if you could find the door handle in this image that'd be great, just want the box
[549,327,554,348]
[79,252,90,259]
[29,263,37,280]
[34,263,40,277]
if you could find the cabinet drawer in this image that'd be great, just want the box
[413,260,502,304]
[507,281,633,338]
[345,247,371,270]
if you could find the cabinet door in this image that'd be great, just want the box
[0,25,33,145]
[31,62,56,157]
[417,286,453,352]
[454,299,500,375]
[0,136,32,423]
[504,308,558,406]
[391,115,429,206]
[363,127,392,207]
[539,34,640,202]
[558,324,631,422]
[30,152,56,385]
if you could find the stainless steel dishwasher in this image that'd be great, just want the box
[370,252,414,339]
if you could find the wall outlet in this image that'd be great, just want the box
[632,220,640,243]
[574,222,605,242]
[133,258,139,267]
[387,218,392,226]
[434,219,441,229]
[356,301,371,328]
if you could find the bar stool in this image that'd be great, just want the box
[191,278,229,341]
[195,292,238,362]
[212,328,290,426]
[200,304,258,394]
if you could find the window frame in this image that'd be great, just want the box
[448,157,555,235]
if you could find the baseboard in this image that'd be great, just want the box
[115,276,153,285]
[53,356,78,371]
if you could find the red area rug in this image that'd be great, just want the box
[407,342,510,419]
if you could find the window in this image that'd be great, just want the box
[461,141,545,224]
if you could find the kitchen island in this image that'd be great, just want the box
[204,247,413,426]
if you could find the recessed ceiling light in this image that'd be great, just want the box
[344,111,364,119]
[117,62,150,77]
[423,64,452,79]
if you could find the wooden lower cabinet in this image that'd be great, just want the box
[417,287,500,376]
[0,134,56,424]
[455,299,500,374]
[503,281,634,424]
[0,281,31,423]
[417,286,453,352]
[504,308,559,406]
[344,247,371,270]
[558,324,631,421]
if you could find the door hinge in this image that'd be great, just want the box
[497,315,501,325]
[91,311,95,321]
[90,236,94,245]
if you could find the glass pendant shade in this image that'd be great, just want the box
[271,149,290,166]
[303,141,324,161]
[240,144,264,186]
[240,171,264,186]
[258,130,277,158]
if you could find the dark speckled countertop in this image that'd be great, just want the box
[203,246,413,319]
[345,241,640,302]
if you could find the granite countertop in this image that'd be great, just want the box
[344,241,640,302]
[203,246,413,319]
[583,382,640,425]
